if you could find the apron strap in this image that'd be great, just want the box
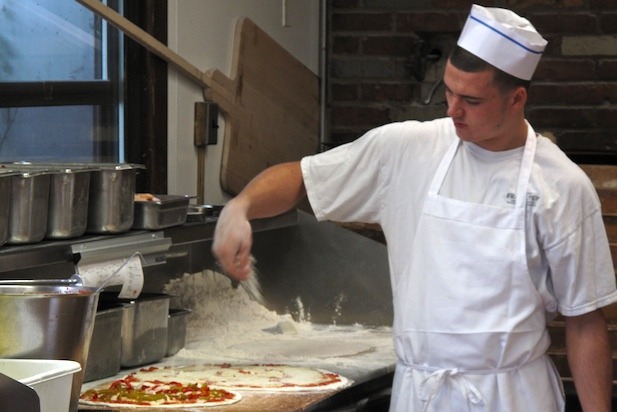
[418,368,484,411]
[427,122,538,213]
[514,122,537,210]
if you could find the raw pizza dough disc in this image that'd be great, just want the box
[151,364,351,392]
[228,338,373,359]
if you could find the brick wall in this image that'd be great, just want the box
[326,0,617,163]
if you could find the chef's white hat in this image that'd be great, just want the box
[457,4,547,80]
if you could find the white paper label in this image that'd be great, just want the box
[77,252,144,299]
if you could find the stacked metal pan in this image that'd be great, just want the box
[0,163,144,246]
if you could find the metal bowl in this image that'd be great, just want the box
[0,284,99,412]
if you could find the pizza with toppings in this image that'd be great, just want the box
[79,368,241,408]
[80,364,350,407]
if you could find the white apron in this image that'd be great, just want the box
[390,128,565,411]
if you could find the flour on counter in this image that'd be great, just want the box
[163,270,282,343]
[162,270,396,380]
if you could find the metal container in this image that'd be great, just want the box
[0,284,99,412]
[8,171,51,244]
[0,163,92,239]
[83,302,125,382]
[100,291,170,367]
[46,167,92,239]
[186,204,223,223]
[133,194,190,230]
[0,170,18,246]
[166,308,192,357]
[87,163,144,234]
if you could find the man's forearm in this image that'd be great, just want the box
[566,309,613,411]
[237,161,306,220]
[212,161,306,280]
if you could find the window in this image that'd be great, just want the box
[0,0,122,162]
[0,0,167,192]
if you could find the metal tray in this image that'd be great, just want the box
[133,194,190,230]
[83,302,125,382]
[166,308,191,357]
[186,204,223,223]
[99,292,170,368]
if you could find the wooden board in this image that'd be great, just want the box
[76,0,320,195]
[79,390,337,411]
[206,19,320,195]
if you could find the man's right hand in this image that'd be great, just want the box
[211,161,307,280]
[211,199,254,280]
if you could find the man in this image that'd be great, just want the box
[213,5,616,411]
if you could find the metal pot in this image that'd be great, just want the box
[0,284,99,412]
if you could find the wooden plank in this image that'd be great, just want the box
[79,390,338,411]
[212,18,319,195]
[76,0,320,196]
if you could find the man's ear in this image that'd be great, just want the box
[512,87,527,110]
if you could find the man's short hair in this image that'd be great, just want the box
[448,45,531,92]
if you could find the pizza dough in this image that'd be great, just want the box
[137,364,351,392]
[228,338,374,359]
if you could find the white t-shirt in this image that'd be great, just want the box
[301,117,617,317]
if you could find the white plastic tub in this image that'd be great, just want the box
[0,359,81,412]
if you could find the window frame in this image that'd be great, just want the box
[0,0,168,192]
[124,0,168,194]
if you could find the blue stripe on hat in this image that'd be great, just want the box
[470,15,543,55]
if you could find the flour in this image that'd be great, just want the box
[161,270,396,381]
[163,270,283,343]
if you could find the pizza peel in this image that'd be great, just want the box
[76,0,320,196]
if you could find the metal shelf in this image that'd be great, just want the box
[0,210,298,279]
